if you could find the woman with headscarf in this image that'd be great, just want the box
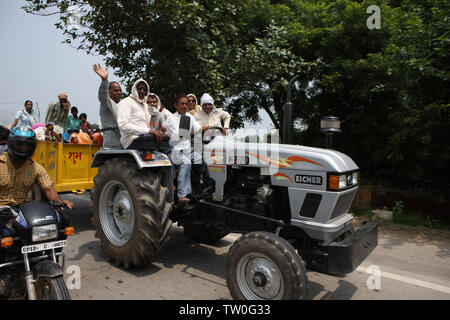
[187,93,201,116]
[69,131,92,144]
[12,100,38,129]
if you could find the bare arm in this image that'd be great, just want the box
[43,186,73,209]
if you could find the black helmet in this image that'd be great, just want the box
[7,126,37,160]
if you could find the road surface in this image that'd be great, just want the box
[61,193,450,300]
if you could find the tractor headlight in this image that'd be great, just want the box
[353,172,359,185]
[328,171,359,191]
[32,224,58,242]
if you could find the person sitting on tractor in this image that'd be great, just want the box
[0,127,73,209]
[165,94,202,205]
[195,93,231,136]
[93,63,123,149]
[117,79,165,149]
[147,94,167,133]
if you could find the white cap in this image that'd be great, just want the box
[200,93,214,106]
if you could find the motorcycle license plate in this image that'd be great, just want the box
[21,240,67,254]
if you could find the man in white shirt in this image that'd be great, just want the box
[159,95,173,121]
[116,79,164,149]
[165,94,202,204]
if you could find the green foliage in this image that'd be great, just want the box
[392,200,405,223]
[390,201,448,229]
[22,0,450,192]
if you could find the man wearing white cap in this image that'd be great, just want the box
[195,93,231,135]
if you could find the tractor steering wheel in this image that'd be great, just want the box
[202,126,224,143]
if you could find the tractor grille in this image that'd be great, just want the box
[299,193,322,218]
[330,189,357,220]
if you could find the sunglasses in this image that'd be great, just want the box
[188,100,195,102]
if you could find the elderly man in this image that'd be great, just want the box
[45,92,71,128]
[195,93,231,135]
[93,64,123,149]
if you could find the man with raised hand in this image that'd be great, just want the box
[93,63,123,149]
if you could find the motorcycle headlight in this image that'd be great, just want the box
[32,224,57,242]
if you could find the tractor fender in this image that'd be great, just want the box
[91,149,172,169]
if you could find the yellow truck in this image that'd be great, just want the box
[30,140,100,198]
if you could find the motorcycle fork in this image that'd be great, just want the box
[23,249,59,300]
[23,253,36,300]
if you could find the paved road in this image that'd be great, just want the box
[61,193,450,300]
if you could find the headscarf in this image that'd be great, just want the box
[200,93,217,113]
[148,93,161,116]
[57,92,68,100]
[69,133,78,144]
[187,93,201,115]
[77,132,92,144]
[130,79,150,105]
[92,132,103,146]
[57,92,71,110]
[69,132,92,144]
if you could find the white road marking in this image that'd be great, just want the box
[357,266,450,294]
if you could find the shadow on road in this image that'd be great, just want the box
[61,193,95,233]
[120,226,229,284]
[307,279,358,300]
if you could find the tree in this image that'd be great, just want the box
[23,0,449,192]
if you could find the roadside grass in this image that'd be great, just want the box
[351,205,450,231]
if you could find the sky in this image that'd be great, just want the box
[0,1,274,137]
[0,0,122,127]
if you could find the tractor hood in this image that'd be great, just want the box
[204,136,358,173]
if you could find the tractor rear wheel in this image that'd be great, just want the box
[91,158,172,268]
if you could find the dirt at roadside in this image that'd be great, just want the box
[352,215,450,244]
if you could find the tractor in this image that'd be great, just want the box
[90,77,377,300]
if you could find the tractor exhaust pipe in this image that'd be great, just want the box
[282,75,299,145]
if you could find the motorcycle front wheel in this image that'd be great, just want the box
[35,276,70,300]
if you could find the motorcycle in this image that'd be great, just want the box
[0,200,74,300]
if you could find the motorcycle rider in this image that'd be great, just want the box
[0,127,73,209]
